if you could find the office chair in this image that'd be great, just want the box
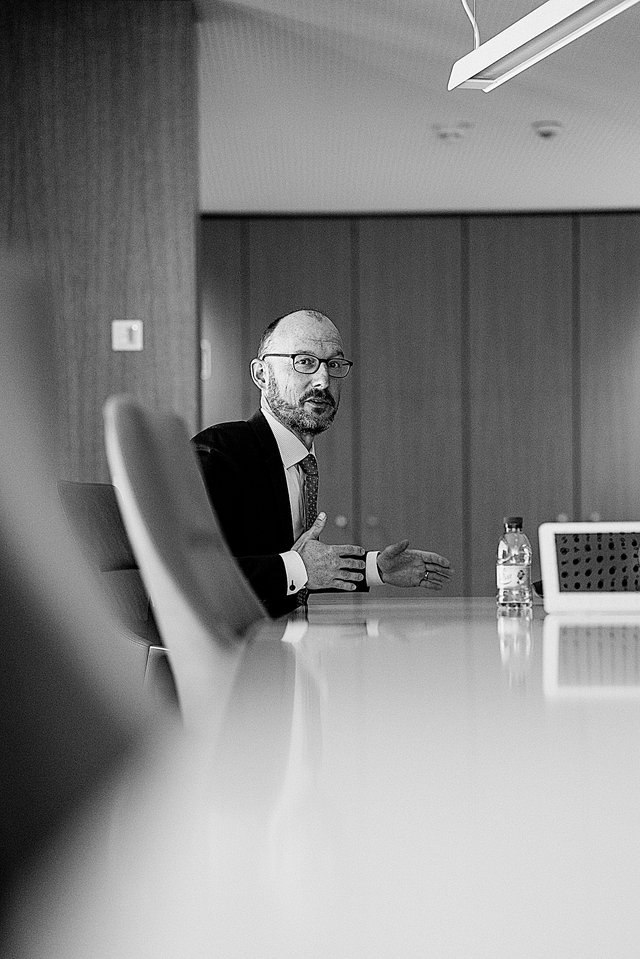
[57,480,168,686]
[103,395,268,727]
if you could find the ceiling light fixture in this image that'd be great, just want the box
[448,0,640,92]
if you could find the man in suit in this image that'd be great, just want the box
[192,309,452,617]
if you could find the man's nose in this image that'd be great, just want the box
[311,361,330,387]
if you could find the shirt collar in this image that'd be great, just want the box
[260,400,314,469]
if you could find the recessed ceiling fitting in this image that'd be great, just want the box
[448,0,640,92]
[433,121,473,140]
[532,120,563,138]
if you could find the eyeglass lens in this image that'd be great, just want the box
[293,354,351,377]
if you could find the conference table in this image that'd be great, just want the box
[15,595,640,958]
[166,594,640,957]
[233,595,640,958]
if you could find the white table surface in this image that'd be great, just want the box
[11,596,640,958]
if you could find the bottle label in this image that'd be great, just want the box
[497,565,531,589]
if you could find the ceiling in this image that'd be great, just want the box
[195,0,640,213]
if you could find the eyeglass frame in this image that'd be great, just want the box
[258,352,354,378]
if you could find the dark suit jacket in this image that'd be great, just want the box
[192,411,301,617]
[192,410,367,618]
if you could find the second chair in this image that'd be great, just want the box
[103,395,268,728]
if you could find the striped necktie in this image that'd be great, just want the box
[296,452,319,606]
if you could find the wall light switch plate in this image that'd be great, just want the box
[111,320,143,351]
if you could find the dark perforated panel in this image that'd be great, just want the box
[555,532,640,592]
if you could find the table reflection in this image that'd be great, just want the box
[267,635,343,915]
[497,607,534,688]
[543,615,640,698]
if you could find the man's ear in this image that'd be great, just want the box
[250,357,267,391]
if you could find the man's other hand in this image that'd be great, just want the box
[377,540,452,590]
[293,512,366,590]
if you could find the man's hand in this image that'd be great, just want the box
[377,540,452,590]
[293,512,366,591]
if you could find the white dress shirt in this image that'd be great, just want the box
[260,401,382,596]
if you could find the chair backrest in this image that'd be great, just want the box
[103,395,267,721]
[58,480,162,647]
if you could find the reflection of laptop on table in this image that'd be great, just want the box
[538,522,640,615]
[543,615,640,698]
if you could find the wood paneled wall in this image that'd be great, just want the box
[357,218,463,588]
[468,216,574,594]
[201,212,640,596]
[580,215,640,521]
[1,0,198,481]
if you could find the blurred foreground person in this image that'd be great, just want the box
[0,253,232,958]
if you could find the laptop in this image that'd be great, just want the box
[538,521,640,614]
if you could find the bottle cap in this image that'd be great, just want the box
[503,516,523,528]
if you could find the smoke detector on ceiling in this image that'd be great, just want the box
[532,120,563,139]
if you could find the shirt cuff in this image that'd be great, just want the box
[281,549,308,595]
[366,550,383,587]
[280,618,310,644]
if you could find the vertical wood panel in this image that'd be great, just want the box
[358,217,463,594]
[199,218,248,426]
[247,218,355,545]
[580,214,640,519]
[468,216,574,595]
[2,0,197,481]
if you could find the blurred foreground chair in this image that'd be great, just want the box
[0,252,149,940]
[0,251,254,959]
[103,395,268,727]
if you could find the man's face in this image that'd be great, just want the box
[258,312,345,437]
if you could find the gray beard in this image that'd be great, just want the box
[266,384,338,435]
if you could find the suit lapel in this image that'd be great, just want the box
[247,411,294,547]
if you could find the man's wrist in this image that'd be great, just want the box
[281,550,381,592]
[280,550,308,595]
[366,550,383,587]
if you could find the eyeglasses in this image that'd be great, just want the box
[259,353,353,378]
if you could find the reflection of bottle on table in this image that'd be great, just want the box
[498,606,533,687]
[496,516,532,608]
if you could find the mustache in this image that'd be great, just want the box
[300,388,336,408]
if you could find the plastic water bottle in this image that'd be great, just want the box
[496,516,532,608]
